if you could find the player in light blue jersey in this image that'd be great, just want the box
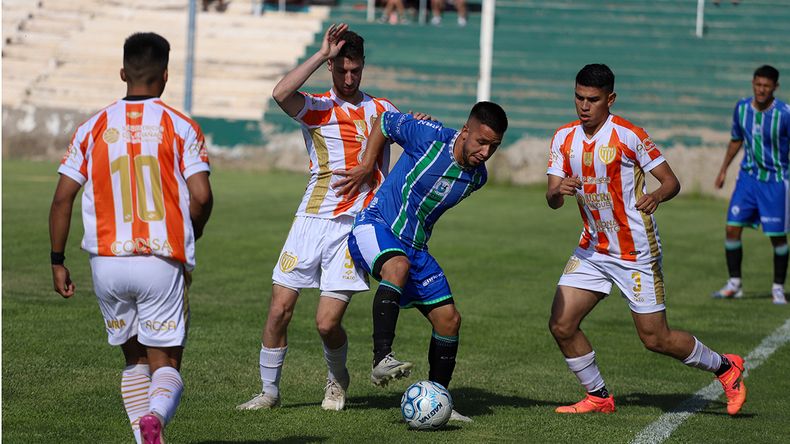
[714,65,789,304]
[337,102,507,422]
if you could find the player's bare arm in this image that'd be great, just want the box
[714,139,744,189]
[186,171,213,241]
[636,162,680,215]
[49,175,81,298]
[546,175,582,209]
[271,23,349,117]
[334,112,434,196]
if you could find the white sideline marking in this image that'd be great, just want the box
[630,318,790,444]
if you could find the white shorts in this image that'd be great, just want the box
[272,215,369,297]
[557,248,666,314]
[89,254,189,347]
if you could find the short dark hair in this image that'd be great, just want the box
[123,32,170,85]
[754,65,779,83]
[469,101,508,135]
[576,64,615,93]
[337,30,364,61]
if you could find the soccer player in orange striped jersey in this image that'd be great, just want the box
[236,24,402,412]
[546,64,746,415]
[49,33,213,444]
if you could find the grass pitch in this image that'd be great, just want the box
[3,159,789,443]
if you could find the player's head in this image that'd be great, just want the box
[121,32,170,95]
[752,65,779,107]
[457,101,508,168]
[575,64,616,132]
[328,30,365,101]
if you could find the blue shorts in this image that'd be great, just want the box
[348,219,452,308]
[727,171,789,236]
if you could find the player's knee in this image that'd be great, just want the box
[266,303,294,330]
[548,317,574,340]
[381,256,410,282]
[639,333,666,353]
[441,310,461,335]
[315,316,341,338]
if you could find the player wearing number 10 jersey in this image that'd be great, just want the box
[545,64,746,416]
[49,33,213,444]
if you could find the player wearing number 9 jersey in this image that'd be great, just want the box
[49,33,213,444]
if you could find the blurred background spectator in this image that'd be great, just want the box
[431,0,466,26]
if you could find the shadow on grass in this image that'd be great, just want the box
[619,392,755,417]
[345,386,560,417]
[193,437,327,444]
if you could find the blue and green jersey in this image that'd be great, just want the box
[359,112,487,250]
[731,97,790,182]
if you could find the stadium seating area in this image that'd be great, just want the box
[2,0,327,120]
[3,0,789,148]
[265,0,790,147]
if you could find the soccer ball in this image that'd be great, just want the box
[400,380,453,430]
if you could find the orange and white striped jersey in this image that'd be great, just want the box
[547,114,666,263]
[58,98,210,270]
[293,89,398,218]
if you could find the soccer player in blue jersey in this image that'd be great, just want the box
[713,65,789,305]
[338,101,507,422]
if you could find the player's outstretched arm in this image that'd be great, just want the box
[714,139,743,189]
[636,162,680,215]
[546,174,581,209]
[334,113,388,196]
[49,175,81,298]
[271,23,349,117]
[187,172,213,241]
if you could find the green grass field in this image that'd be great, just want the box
[3,159,789,443]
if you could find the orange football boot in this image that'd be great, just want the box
[555,393,616,414]
[717,354,747,415]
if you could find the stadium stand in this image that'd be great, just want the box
[2,0,327,145]
[265,0,790,148]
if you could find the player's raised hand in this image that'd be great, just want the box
[333,165,375,197]
[52,264,76,298]
[320,23,349,59]
[635,193,659,215]
[559,176,582,196]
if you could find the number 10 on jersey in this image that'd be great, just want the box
[110,154,165,222]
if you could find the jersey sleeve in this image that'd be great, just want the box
[181,124,211,178]
[294,92,334,127]
[546,130,571,178]
[380,111,443,157]
[731,103,744,141]
[57,126,90,186]
[633,130,665,172]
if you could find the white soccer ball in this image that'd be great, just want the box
[400,380,453,430]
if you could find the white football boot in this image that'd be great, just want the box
[236,392,280,410]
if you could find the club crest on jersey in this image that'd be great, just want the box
[598,145,616,165]
[583,152,594,167]
[279,252,298,273]
[564,256,581,274]
[103,127,120,144]
[430,179,452,199]
[126,111,142,119]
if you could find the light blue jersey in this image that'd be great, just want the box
[358,112,487,250]
[731,97,790,182]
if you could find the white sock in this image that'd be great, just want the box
[729,277,742,287]
[565,351,605,393]
[682,337,722,372]
[148,366,184,424]
[260,345,287,397]
[122,364,151,444]
[323,340,349,382]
